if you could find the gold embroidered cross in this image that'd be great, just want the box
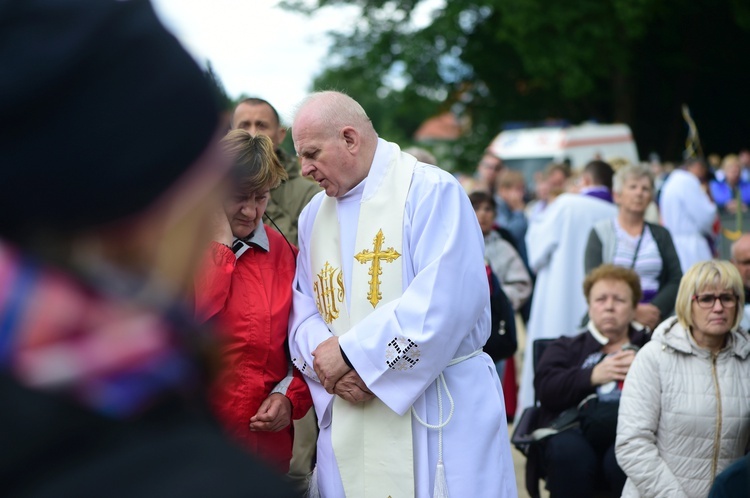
[354,229,401,308]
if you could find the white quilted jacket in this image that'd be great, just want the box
[616,317,750,498]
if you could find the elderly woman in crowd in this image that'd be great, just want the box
[469,191,532,311]
[585,164,682,330]
[194,131,312,473]
[616,260,750,498]
[535,265,650,498]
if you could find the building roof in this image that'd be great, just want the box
[414,112,462,141]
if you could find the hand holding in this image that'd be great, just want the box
[249,393,292,432]
[312,336,351,393]
[333,370,375,404]
[591,349,636,386]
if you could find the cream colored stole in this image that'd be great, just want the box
[310,142,416,498]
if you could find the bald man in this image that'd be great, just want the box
[288,91,516,497]
[731,234,750,329]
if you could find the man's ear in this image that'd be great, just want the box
[277,126,287,145]
[341,126,359,154]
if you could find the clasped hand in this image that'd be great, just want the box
[590,349,636,386]
[249,393,292,432]
[312,336,375,404]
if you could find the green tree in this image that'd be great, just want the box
[283,0,750,167]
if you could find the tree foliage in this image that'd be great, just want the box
[283,0,750,170]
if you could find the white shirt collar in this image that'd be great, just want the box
[587,320,645,345]
[232,224,269,258]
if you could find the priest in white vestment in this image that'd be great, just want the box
[659,158,717,272]
[288,91,517,498]
[518,166,618,415]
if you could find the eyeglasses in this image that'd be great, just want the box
[692,293,738,309]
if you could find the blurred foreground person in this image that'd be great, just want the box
[708,454,750,498]
[0,0,297,496]
[616,260,750,498]
[194,131,312,472]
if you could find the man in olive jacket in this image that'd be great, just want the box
[232,97,321,247]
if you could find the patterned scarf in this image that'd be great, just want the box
[0,242,201,418]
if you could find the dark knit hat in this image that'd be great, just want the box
[0,0,219,240]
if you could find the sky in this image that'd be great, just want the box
[151,0,444,125]
[151,0,359,124]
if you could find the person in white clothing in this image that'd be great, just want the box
[518,160,618,415]
[731,233,750,330]
[288,91,517,497]
[659,158,717,271]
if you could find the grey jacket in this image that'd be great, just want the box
[484,230,532,310]
[616,317,750,498]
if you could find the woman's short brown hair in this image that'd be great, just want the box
[221,130,287,193]
[583,264,643,308]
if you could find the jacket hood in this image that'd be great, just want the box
[652,316,750,359]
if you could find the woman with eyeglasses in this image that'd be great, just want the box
[616,260,750,498]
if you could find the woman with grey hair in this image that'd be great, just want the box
[585,164,682,330]
[616,260,750,498]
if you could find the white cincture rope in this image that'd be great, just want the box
[410,349,483,498]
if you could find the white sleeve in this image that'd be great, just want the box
[338,172,490,416]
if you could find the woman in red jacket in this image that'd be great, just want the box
[195,131,312,473]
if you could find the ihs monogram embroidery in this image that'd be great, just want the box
[385,336,421,370]
[354,229,401,308]
[314,262,344,324]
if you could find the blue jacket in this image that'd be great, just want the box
[709,178,750,209]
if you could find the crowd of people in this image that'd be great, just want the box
[3,1,750,497]
[463,143,750,497]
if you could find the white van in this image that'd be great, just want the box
[486,123,639,189]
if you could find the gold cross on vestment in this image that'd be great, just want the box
[354,229,401,308]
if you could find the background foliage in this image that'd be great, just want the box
[281,0,750,172]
